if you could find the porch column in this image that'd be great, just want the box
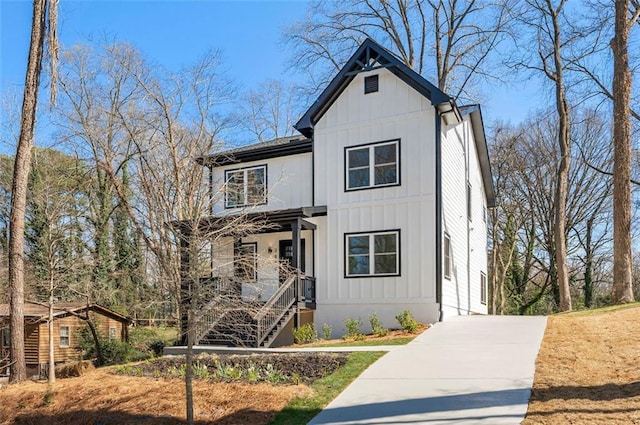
[179,233,191,345]
[292,218,303,327]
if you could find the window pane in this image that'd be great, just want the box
[348,236,370,255]
[349,169,370,188]
[349,255,370,275]
[374,164,397,185]
[374,144,396,164]
[374,254,397,274]
[374,234,396,254]
[226,171,245,207]
[349,148,369,168]
[247,167,266,204]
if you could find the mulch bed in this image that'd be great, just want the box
[115,352,349,384]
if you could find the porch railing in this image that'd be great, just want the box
[254,274,297,347]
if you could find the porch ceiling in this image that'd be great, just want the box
[174,206,327,236]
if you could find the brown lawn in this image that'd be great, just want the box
[0,368,311,425]
[523,305,640,424]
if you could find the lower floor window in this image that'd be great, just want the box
[345,230,400,277]
[1,327,9,348]
[59,326,70,347]
[109,327,117,340]
[481,272,487,305]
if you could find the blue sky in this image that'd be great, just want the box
[0,0,540,144]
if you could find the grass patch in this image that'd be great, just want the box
[270,351,385,425]
[310,336,415,347]
[556,302,640,317]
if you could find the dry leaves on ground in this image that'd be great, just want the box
[523,306,640,424]
[0,368,312,425]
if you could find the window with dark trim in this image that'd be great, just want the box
[345,140,399,191]
[364,75,379,94]
[236,242,258,281]
[481,272,487,305]
[345,230,400,277]
[443,233,452,280]
[59,325,70,348]
[225,165,267,208]
[467,182,472,221]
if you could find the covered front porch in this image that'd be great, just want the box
[176,207,326,347]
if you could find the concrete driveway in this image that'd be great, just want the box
[308,315,547,425]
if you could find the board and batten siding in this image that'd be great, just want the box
[313,67,440,334]
[210,152,313,215]
[440,114,489,317]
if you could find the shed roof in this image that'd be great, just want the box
[0,302,132,324]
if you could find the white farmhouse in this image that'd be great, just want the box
[178,38,495,347]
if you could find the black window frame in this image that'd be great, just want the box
[344,139,401,192]
[344,229,401,278]
[224,164,268,209]
[467,182,472,221]
[237,242,258,282]
[481,272,487,305]
[443,232,452,280]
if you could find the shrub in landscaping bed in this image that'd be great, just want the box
[114,352,349,385]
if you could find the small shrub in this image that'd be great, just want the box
[148,339,166,357]
[322,323,333,340]
[293,323,317,344]
[344,317,364,340]
[395,310,419,333]
[369,313,389,337]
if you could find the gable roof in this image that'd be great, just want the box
[459,105,496,207]
[295,38,460,137]
[197,136,312,167]
[0,302,132,324]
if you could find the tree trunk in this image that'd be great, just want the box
[551,1,572,312]
[584,218,594,308]
[48,292,55,384]
[9,0,48,383]
[611,0,635,304]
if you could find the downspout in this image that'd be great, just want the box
[435,111,443,322]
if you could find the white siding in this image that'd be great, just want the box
[210,152,312,215]
[440,114,489,317]
[313,67,440,334]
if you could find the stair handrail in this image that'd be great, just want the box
[193,277,237,342]
[254,274,297,347]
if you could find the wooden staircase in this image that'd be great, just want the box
[195,274,302,348]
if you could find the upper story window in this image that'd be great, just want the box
[345,140,400,191]
[225,165,267,208]
[345,230,400,277]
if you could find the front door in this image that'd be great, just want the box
[279,239,305,283]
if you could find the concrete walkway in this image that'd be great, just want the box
[308,315,547,425]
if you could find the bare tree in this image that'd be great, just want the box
[611,0,639,304]
[235,79,303,143]
[284,0,509,101]
[9,0,58,383]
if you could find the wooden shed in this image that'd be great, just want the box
[0,302,132,378]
